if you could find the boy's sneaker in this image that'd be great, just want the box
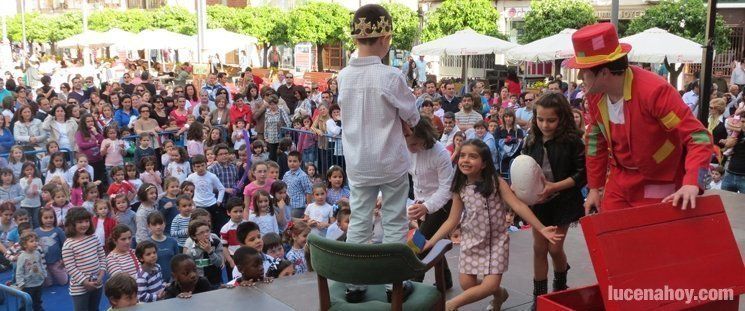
[385,281,414,303]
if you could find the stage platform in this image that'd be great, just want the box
[134,191,745,310]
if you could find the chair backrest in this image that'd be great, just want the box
[308,234,427,285]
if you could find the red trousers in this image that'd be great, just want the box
[601,166,682,211]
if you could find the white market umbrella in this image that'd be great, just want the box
[196,28,258,54]
[130,29,194,50]
[102,28,138,47]
[505,29,576,62]
[620,27,703,64]
[412,28,518,56]
[57,30,111,49]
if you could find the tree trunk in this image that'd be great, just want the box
[262,45,270,68]
[664,57,683,89]
[316,43,324,72]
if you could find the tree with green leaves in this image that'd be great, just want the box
[522,0,596,43]
[421,0,502,42]
[381,2,419,51]
[7,12,82,49]
[240,6,289,67]
[626,0,731,83]
[286,2,350,71]
[207,5,243,31]
[88,9,152,33]
[151,6,197,35]
[627,0,730,51]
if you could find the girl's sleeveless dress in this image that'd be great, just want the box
[458,183,510,275]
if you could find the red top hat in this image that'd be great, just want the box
[567,23,632,69]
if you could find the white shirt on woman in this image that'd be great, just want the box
[408,142,454,214]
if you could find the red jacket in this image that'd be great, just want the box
[92,217,117,243]
[229,103,253,126]
[585,66,713,190]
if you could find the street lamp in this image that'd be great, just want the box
[21,0,26,53]
[415,3,428,47]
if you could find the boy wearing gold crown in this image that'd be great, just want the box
[337,4,420,303]
[569,23,713,213]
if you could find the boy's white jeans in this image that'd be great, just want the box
[347,173,410,244]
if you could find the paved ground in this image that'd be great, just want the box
[3,190,743,310]
[139,190,745,311]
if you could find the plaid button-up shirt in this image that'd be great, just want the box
[208,162,239,191]
[282,168,313,210]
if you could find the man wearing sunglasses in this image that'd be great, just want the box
[515,92,535,128]
[121,73,136,95]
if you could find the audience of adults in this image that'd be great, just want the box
[0,115,16,154]
[13,105,46,151]
[209,94,231,127]
[114,95,138,129]
[76,113,105,182]
[42,103,78,152]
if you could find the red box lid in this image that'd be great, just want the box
[579,195,745,310]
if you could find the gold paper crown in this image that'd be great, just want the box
[352,16,392,39]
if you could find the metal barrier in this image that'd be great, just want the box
[120,125,229,148]
[0,283,32,311]
[281,127,345,175]
[0,148,76,173]
[121,129,185,147]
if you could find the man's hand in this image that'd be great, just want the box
[584,189,602,215]
[402,119,413,137]
[662,185,699,210]
[407,203,427,221]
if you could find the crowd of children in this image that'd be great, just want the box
[0,131,352,310]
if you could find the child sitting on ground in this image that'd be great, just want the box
[228,246,274,287]
[104,273,139,310]
[162,254,213,299]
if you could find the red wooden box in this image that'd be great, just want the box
[538,195,745,310]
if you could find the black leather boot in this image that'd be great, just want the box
[553,264,571,292]
[531,279,548,311]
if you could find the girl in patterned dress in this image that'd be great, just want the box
[423,139,563,311]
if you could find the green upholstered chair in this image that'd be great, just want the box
[308,234,453,311]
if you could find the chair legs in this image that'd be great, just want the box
[391,282,403,311]
[434,261,446,308]
[317,275,331,310]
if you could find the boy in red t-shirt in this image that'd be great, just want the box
[219,198,244,280]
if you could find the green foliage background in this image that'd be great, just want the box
[421,0,503,42]
[626,0,731,52]
[522,0,596,43]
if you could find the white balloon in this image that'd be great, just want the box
[509,155,545,205]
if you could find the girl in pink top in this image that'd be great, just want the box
[101,126,125,175]
[242,161,274,220]
[185,121,205,158]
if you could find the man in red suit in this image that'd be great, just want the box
[568,23,714,212]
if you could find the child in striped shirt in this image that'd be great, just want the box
[135,240,165,302]
[170,195,194,250]
[61,207,106,310]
